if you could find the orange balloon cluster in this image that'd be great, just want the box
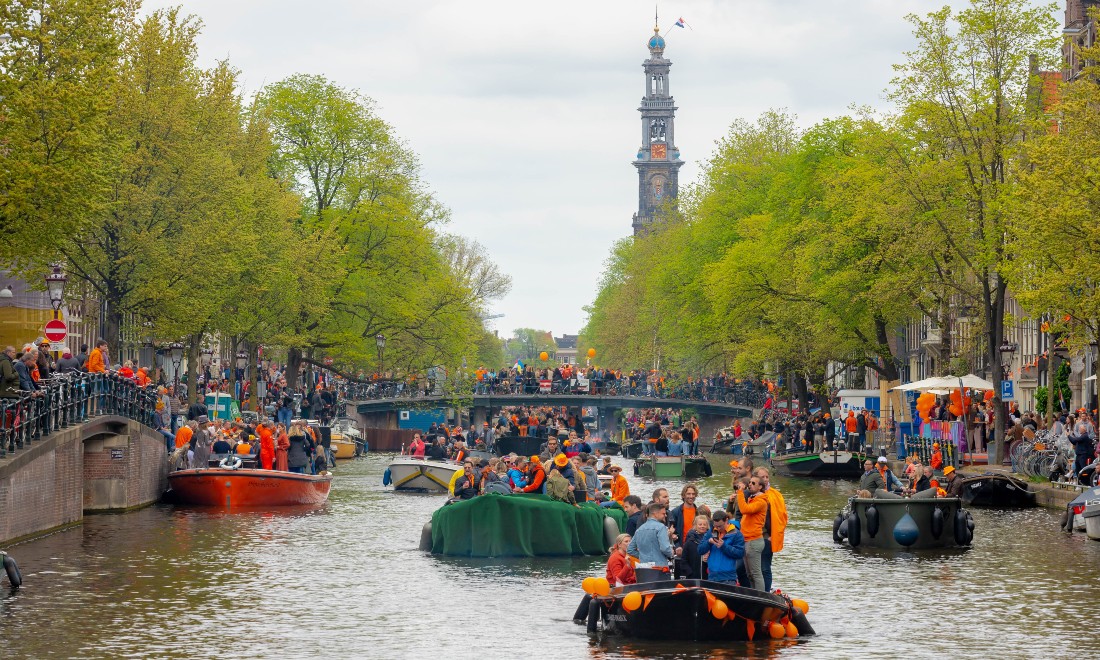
[582,576,610,596]
[916,392,937,422]
[948,390,972,417]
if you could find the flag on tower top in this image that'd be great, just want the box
[674,17,690,29]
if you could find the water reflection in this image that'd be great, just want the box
[1,454,1098,659]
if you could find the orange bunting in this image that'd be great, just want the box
[643,593,655,611]
[746,620,756,640]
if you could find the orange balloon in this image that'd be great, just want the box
[984,390,994,401]
[539,351,548,361]
[622,591,642,612]
[587,348,597,358]
[769,622,786,639]
[785,621,798,638]
[593,577,611,597]
[791,598,809,614]
[711,600,728,619]
[582,577,597,594]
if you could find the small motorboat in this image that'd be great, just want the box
[167,467,332,507]
[770,447,866,479]
[385,457,463,493]
[833,494,973,550]
[330,418,365,458]
[573,578,814,642]
[957,472,1037,508]
[587,440,622,456]
[1060,486,1100,534]
[634,455,713,479]
[620,441,647,459]
[709,437,739,454]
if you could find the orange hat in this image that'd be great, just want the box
[530,455,540,464]
[824,413,830,419]
[553,453,569,468]
[932,443,940,449]
[942,465,955,476]
[729,459,739,468]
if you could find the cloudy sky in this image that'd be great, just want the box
[142,0,1038,339]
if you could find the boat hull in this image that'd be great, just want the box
[331,439,357,459]
[634,456,713,479]
[589,579,814,641]
[771,450,866,479]
[587,441,621,456]
[167,469,332,507]
[835,497,972,550]
[959,474,1036,508]
[387,459,462,492]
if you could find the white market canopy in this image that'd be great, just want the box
[891,374,996,392]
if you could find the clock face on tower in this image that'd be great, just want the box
[650,143,667,159]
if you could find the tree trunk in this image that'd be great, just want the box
[987,274,1008,465]
[793,373,810,413]
[228,334,239,404]
[286,346,302,390]
[103,304,122,360]
[247,341,259,413]
[186,333,201,406]
[873,316,901,381]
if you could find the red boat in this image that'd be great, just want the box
[167,468,333,507]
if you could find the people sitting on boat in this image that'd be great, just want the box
[407,432,426,458]
[453,461,480,500]
[452,440,470,464]
[570,456,590,503]
[546,464,576,505]
[235,438,253,455]
[859,459,885,492]
[427,437,447,460]
[514,456,547,494]
[578,454,600,503]
[212,436,233,456]
[606,533,637,586]
[627,502,679,581]
[876,456,907,494]
[605,465,629,506]
[680,514,712,579]
[312,444,328,475]
[668,484,699,548]
[539,437,561,461]
[699,511,744,585]
[623,495,644,535]
[667,432,685,457]
[507,460,528,490]
[913,465,934,492]
[941,465,964,498]
[598,456,613,475]
[552,452,576,489]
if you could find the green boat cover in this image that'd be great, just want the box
[430,493,626,557]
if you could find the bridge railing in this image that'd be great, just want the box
[341,379,767,408]
[0,372,159,457]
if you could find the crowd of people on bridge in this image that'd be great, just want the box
[624,408,703,456]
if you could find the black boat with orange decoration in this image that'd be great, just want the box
[572,577,814,642]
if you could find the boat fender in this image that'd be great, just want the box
[218,455,242,470]
[961,509,974,544]
[703,461,713,477]
[846,511,861,547]
[418,522,433,552]
[1,552,21,589]
[1060,509,1071,531]
[953,508,970,545]
[832,513,846,543]
[586,597,603,634]
[893,512,920,547]
[930,507,944,539]
[865,504,879,538]
[603,516,620,550]
[838,518,848,540]
[573,594,593,624]
[790,606,816,636]
[382,467,392,486]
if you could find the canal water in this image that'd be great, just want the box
[3,455,1099,659]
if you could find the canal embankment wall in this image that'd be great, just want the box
[0,416,167,545]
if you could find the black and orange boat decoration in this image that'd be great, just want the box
[572,577,814,642]
[167,467,333,507]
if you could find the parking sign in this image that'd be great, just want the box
[1000,380,1015,401]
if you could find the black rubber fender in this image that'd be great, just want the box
[832,513,845,544]
[846,511,861,547]
[703,461,713,477]
[418,522,433,552]
[573,594,593,623]
[931,506,944,540]
[953,508,973,545]
[586,597,603,634]
[865,504,879,538]
[2,552,21,589]
[790,606,816,636]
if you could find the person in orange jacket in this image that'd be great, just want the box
[608,465,630,505]
[516,456,546,493]
[735,476,768,591]
[85,340,108,373]
[753,467,788,592]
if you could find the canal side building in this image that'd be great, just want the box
[632,25,685,236]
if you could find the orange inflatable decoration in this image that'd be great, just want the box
[539,351,548,361]
[587,348,597,358]
[711,600,729,619]
[622,591,642,612]
[769,622,786,639]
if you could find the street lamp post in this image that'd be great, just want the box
[169,342,184,391]
[996,340,1018,465]
[45,264,67,358]
[376,333,386,378]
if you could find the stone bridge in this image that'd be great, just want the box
[0,376,168,544]
[350,393,759,441]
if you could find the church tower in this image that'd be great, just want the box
[632,24,684,236]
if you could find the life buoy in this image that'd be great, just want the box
[218,455,242,470]
[847,511,861,547]
[865,504,879,538]
[832,513,846,543]
[931,506,944,539]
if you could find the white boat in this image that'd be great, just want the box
[385,457,463,492]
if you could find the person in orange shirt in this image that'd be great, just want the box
[257,422,275,470]
[753,467,788,592]
[736,476,768,591]
[608,465,630,505]
[85,340,108,373]
[174,423,193,450]
[844,411,858,449]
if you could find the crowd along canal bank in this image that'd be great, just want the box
[2,455,1099,659]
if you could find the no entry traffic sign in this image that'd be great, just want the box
[44,319,67,343]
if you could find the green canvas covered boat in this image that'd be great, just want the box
[421,494,625,557]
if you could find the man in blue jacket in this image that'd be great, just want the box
[698,511,745,585]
